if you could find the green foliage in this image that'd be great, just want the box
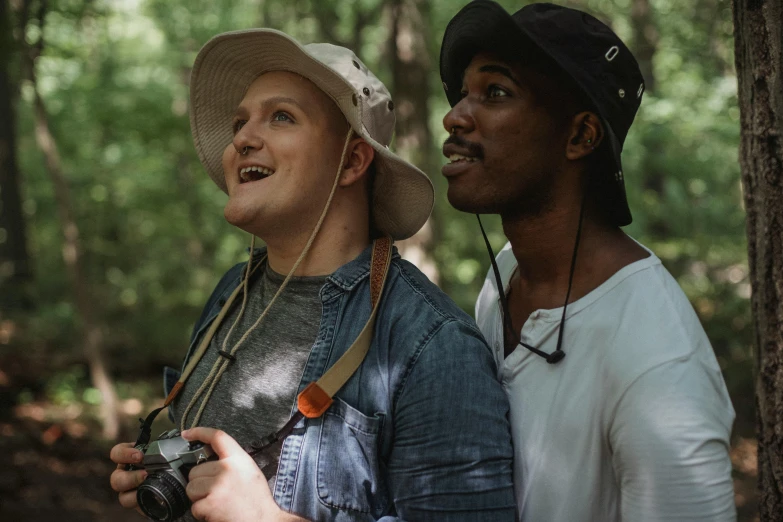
[9,0,750,430]
[45,365,86,405]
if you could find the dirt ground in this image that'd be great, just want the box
[0,401,761,522]
[0,416,143,522]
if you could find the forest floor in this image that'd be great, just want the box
[0,373,761,522]
[0,362,177,522]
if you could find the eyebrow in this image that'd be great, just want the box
[476,64,522,87]
[236,96,306,116]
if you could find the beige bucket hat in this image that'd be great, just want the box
[189,29,434,241]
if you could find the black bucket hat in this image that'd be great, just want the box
[440,1,645,226]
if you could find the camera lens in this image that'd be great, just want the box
[138,490,169,520]
[137,471,190,521]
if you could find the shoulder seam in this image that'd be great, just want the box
[605,269,703,435]
[391,317,455,414]
[606,354,693,438]
[394,259,481,332]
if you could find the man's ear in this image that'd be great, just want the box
[340,138,375,187]
[566,112,604,161]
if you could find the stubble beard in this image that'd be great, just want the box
[447,166,557,220]
[498,169,557,222]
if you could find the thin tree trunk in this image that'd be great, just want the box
[733,0,783,519]
[386,0,438,282]
[311,0,345,46]
[630,0,657,95]
[630,0,670,236]
[25,0,119,440]
[32,86,120,440]
[310,0,375,51]
[0,0,32,305]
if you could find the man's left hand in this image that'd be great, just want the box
[182,427,304,522]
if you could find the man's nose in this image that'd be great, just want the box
[232,121,264,155]
[443,99,475,136]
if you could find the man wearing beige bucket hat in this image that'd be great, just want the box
[109,28,514,522]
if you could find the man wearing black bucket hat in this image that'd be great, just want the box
[440,2,736,520]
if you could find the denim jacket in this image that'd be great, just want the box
[164,245,515,521]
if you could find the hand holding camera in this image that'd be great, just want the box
[181,428,276,522]
[109,441,148,514]
[110,428,217,521]
[111,427,300,522]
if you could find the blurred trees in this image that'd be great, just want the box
[733,0,783,517]
[20,0,120,439]
[387,0,439,279]
[0,0,31,306]
[0,0,750,447]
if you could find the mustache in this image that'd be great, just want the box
[443,134,483,158]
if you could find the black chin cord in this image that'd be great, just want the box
[477,195,586,364]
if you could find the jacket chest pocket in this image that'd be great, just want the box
[316,398,389,516]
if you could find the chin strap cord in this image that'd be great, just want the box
[180,127,354,431]
[477,192,586,364]
[134,128,391,460]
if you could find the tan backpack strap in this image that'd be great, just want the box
[298,236,392,418]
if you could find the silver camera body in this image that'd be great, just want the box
[135,429,216,521]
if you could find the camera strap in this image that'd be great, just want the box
[133,235,393,450]
[246,235,392,456]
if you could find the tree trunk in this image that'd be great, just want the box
[25,0,120,440]
[629,0,670,237]
[630,0,658,94]
[386,0,438,282]
[733,0,783,519]
[310,1,375,56]
[0,0,32,305]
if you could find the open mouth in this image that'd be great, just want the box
[239,165,275,183]
[447,153,479,164]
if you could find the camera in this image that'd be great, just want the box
[132,428,216,521]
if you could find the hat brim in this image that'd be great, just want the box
[440,1,632,226]
[190,29,434,240]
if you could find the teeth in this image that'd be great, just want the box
[239,165,275,181]
[448,154,477,163]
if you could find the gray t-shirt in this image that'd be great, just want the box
[170,261,325,489]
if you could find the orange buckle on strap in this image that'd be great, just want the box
[297,382,334,418]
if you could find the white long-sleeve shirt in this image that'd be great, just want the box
[475,241,736,522]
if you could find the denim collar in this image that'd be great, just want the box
[327,243,400,298]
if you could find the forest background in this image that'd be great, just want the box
[0,0,758,520]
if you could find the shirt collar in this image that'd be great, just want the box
[248,242,399,295]
[327,242,400,293]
